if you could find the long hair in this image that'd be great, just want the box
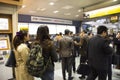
[36,25,50,44]
[13,30,28,50]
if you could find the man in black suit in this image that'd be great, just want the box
[86,25,114,80]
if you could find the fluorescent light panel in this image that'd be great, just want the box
[53,10,59,13]
[49,2,55,5]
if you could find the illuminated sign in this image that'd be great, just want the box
[85,4,120,18]
[110,16,118,23]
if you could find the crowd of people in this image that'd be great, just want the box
[12,25,120,80]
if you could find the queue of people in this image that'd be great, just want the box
[12,25,120,80]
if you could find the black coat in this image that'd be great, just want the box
[114,38,120,55]
[88,35,113,70]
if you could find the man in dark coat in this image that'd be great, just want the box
[86,25,114,80]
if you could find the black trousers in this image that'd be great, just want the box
[72,56,76,72]
[74,47,80,57]
[108,56,112,80]
[61,57,73,80]
[79,55,87,77]
[86,66,107,80]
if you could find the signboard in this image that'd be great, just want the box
[85,4,120,18]
[0,18,9,30]
[110,16,118,23]
[0,37,10,50]
[31,16,72,25]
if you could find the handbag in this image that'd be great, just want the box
[5,50,16,67]
[77,63,90,75]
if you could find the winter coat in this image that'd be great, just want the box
[14,43,34,80]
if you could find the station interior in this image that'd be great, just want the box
[0,0,120,80]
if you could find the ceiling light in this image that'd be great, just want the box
[41,8,46,11]
[62,5,73,9]
[75,15,79,17]
[64,13,71,15]
[29,10,36,13]
[113,0,117,2]
[36,8,46,11]
[78,9,81,12]
[22,5,26,8]
[49,2,55,5]
[53,11,59,13]
[51,0,58,1]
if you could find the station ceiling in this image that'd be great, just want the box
[18,0,120,20]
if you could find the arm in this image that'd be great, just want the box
[103,40,114,55]
[50,44,58,62]
[114,38,120,45]
[18,44,29,63]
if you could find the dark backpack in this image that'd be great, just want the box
[26,42,49,77]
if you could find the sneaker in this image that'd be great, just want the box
[116,73,120,76]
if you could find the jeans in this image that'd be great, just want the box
[41,71,54,80]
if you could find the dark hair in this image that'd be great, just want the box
[36,25,50,43]
[97,25,108,34]
[59,32,62,35]
[83,30,87,33]
[70,31,73,34]
[13,30,28,50]
[64,29,70,35]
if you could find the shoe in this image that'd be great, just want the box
[117,73,120,76]
[8,78,16,80]
[79,76,85,79]
[68,77,74,80]
[73,70,76,73]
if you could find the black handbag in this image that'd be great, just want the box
[5,50,16,67]
[77,63,90,75]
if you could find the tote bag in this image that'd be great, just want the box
[5,50,16,67]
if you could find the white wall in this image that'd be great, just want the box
[18,23,76,35]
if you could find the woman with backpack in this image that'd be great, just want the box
[36,25,58,80]
[13,30,34,80]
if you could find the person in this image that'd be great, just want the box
[54,32,63,62]
[59,29,74,80]
[73,33,80,57]
[75,31,89,79]
[13,30,34,80]
[86,25,114,80]
[36,25,58,80]
[114,31,120,69]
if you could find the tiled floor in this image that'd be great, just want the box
[35,57,120,80]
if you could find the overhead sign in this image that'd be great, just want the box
[85,4,120,18]
[31,16,72,24]
[110,16,118,23]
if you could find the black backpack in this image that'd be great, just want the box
[26,42,50,77]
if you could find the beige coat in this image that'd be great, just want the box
[14,43,34,80]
